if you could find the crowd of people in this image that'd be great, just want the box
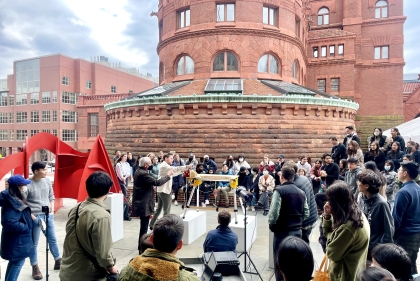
[1,125,420,281]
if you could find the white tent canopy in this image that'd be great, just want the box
[383,118,420,144]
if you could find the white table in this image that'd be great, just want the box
[104,193,124,242]
[229,215,257,252]
[181,210,207,245]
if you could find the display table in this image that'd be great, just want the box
[104,193,124,242]
[230,215,257,252]
[181,210,207,245]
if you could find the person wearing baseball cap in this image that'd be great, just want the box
[0,175,34,281]
[202,155,218,173]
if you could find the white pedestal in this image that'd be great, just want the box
[230,215,257,252]
[269,230,274,268]
[104,193,124,242]
[181,210,207,245]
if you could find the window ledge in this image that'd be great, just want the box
[262,24,279,31]
[373,59,390,63]
[215,22,236,28]
[210,72,240,78]
[173,74,194,82]
[175,26,190,34]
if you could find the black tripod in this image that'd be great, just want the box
[234,193,263,281]
[41,206,50,281]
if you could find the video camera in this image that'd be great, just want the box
[235,186,253,202]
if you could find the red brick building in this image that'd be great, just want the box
[106,0,402,163]
[402,74,420,122]
[0,54,156,158]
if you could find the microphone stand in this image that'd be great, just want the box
[236,198,262,281]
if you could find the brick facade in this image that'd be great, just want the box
[104,0,405,159]
[0,54,155,157]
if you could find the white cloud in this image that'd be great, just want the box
[63,0,149,67]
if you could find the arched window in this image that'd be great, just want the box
[176,56,194,75]
[258,54,279,74]
[318,7,329,25]
[375,1,388,18]
[213,51,239,72]
[292,60,299,81]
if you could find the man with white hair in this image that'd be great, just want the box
[133,157,174,254]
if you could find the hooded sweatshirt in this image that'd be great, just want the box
[360,193,394,255]
[118,249,199,281]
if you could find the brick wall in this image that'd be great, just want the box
[105,102,356,165]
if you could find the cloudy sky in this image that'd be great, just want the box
[0,0,419,79]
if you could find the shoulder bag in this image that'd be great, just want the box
[313,253,330,281]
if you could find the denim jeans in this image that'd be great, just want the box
[30,214,61,266]
[258,191,273,211]
[273,229,302,281]
[5,258,25,281]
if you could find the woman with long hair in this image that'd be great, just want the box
[115,153,131,197]
[364,141,386,171]
[339,159,348,180]
[357,170,394,263]
[0,175,34,281]
[368,127,387,152]
[347,140,365,169]
[310,159,323,194]
[322,181,370,281]
[386,142,404,171]
[223,155,236,174]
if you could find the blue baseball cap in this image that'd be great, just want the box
[7,175,31,187]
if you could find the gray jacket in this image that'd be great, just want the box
[382,170,398,201]
[344,167,362,198]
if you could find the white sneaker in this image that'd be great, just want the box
[174,200,178,206]
[205,200,209,205]
[251,207,255,212]
[201,202,206,207]
[247,206,252,211]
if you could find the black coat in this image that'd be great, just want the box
[343,134,361,147]
[331,143,347,164]
[369,135,387,149]
[364,151,386,171]
[132,167,171,217]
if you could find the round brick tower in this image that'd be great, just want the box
[104,0,359,165]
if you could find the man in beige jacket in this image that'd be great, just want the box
[149,153,192,229]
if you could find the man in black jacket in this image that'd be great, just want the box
[133,157,173,254]
[343,125,361,147]
[283,162,318,244]
[330,136,347,164]
[268,166,309,281]
[315,154,339,211]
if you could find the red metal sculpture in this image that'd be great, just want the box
[0,133,120,210]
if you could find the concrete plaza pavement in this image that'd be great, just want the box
[0,196,326,281]
[0,176,418,280]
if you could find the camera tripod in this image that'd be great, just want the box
[233,192,263,281]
